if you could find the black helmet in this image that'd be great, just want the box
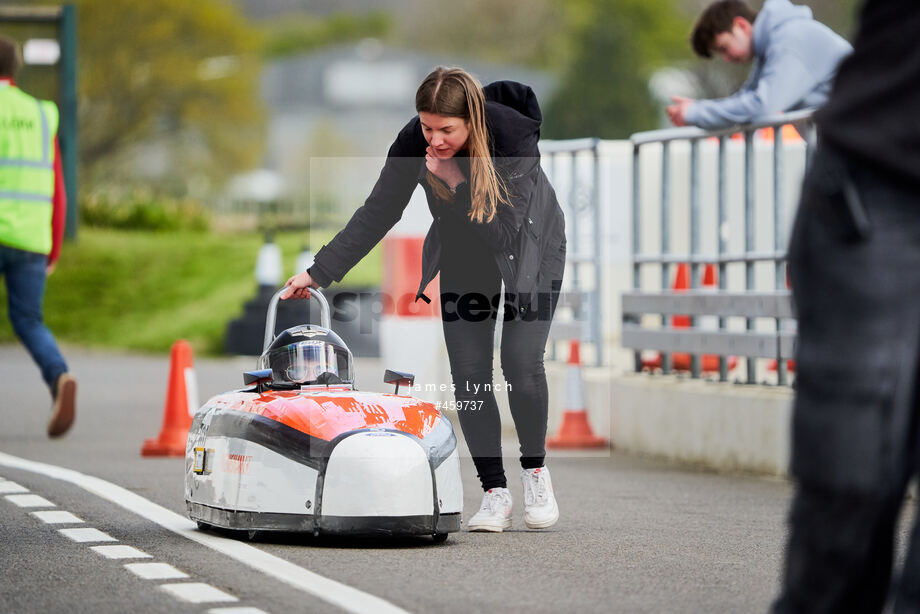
[259,325,354,386]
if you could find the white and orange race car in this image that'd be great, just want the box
[185,288,462,542]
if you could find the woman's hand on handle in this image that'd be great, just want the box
[280,271,319,300]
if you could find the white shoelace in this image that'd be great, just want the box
[523,472,549,506]
[481,490,509,514]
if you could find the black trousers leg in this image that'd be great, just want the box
[439,240,565,489]
[774,146,920,613]
[500,241,565,470]
[773,485,903,614]
[441,277,506,491]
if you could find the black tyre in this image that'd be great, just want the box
[432,533,449,543]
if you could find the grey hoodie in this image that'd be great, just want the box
[685,0,852,130]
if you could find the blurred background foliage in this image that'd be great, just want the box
[543,0,691,138]
[262,11,391,58]
[72,0,266,197]
[80,193,211,232]
[0,227,381,354]
[4,0,860,203]
[396,0,691,138]
[0,0,861,354]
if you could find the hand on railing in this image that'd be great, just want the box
[630,109,816,146]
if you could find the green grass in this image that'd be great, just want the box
[0,228,381,356]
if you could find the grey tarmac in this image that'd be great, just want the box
[1,344,815,613]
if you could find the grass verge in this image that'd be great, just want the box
[0,228,381,356]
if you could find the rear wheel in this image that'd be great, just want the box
[432,533,449,543]
[196,521,212,532]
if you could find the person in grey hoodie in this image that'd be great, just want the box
[666,0,852,129]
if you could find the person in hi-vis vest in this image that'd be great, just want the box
[0,36,75,437]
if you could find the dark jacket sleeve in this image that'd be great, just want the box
[309,119,426,287]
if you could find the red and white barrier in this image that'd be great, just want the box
[379,188,449,403]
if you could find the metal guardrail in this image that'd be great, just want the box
[625,111,815,385]
[539,138,604,367]
[622,290,796,358]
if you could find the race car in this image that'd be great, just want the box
[185,287,462,541]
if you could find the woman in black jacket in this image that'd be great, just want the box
[282,67,566,532]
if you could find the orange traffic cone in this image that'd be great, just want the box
[768,268,795,373]
[690,264,737,373]
[670,262,697,371]
[142,339,198,456]
[767,358,797,373]
[547,341,608,449]
[641,263,689,371]
[759,125,804,143]
[642,264,737,374]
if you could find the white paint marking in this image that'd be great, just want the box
[208,608,270,614]
[124,562,189,580]
[0,480,29,494]
[90,545,152,559]
[5,494,54,508]
[0,451,410,614]
[31,510,84,524]
[58,527,117,543]
[185,366,199,417]
[160,583,238,604]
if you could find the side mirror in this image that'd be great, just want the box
[243,369,273,392]
[384,369,415,395]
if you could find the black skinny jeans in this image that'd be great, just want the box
[439,239,565,492]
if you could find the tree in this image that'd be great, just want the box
[73,0,265,195]
[397,0,567,70]
[261,11,391,58]
[543,0,691,139]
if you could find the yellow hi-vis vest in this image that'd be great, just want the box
[0,84,59,255]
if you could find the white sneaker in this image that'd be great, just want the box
[467,487,513,532]
[521,467,559,529]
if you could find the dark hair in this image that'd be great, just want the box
[691,0,758,58]
[0,35,22,78]
[415,66,508,223]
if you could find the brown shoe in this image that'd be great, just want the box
[48,373,77,438]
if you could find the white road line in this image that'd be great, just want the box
[0,480,29,494]
[160,583,238,604]
[31,510,84,524]
[0,451,411,614]
[59,527,117,543]
[5,494,54,508]
[124,562,189,580]
[90,545,152,559]
[209,608,270,614]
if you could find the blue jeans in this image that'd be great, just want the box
[0,245,68,390]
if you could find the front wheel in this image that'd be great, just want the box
[432,533,449,544]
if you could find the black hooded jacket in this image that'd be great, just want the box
[307,81,565,308]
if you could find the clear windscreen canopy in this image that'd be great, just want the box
[260,340,354,385]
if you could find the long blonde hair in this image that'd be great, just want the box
[415,67,509,223]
